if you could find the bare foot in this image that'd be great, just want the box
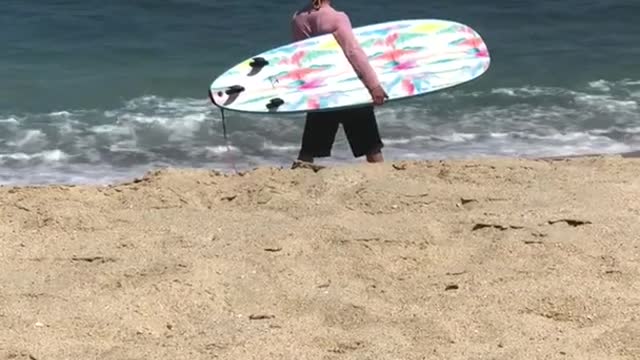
[291,160,326,172]
[366,151,384,163]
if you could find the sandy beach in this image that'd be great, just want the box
[1,155,639,359]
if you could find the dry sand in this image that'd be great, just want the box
[1,155,639,359]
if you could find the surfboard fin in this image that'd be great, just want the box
[224,85,245,95]
[250,57,269,68]
[248,57,269,76]
[266,98,284,111]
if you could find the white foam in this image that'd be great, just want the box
[490,86,568,97]
[588,79,640,89]
[590,126,640,135]
[439,133,476,142]
[49,111,72,117]
[491,88,517,96]
[574,94,638,111]
[0,164,160,186]
[384,138,413,145]
[109,140,143,152]
[0,153,30,161]
[101,95,215,143]
[385,133,476,144]
[205,145,238,155]
[489,83,640,116]
[41,150,68,162]
[489,132,510,138]
[119,95,211,116]
[91,124,132,136]
[262,143,299,152]
[1,81,639,185]
[0,116,20,125]
[7,129,48,149]
[0,150,68,163]
[588,80,612,92]
[621,80,640,86]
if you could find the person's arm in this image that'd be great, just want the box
[332,13,381,92]
[291,15,305,42]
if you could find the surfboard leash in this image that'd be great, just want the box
[208,88,239,174]
[218,107,238,174]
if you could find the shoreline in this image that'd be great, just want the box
[1,149,638,188]
[535,149,640,160]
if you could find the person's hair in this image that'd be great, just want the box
[312,0,323,10]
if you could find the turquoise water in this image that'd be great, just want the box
[1,0,639,184]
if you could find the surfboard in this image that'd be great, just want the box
[209,19,490,113]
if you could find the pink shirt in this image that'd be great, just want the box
[291,5,380,91]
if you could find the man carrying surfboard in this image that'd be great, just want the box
[291,0,388,167]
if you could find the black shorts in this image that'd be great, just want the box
[300,106,384,158]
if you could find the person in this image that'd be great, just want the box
[291,0,388,168]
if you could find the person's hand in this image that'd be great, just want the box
[370,85,388,106]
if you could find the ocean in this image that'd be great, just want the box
[1,0,639,185]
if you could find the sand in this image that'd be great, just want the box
[1,155,639,359]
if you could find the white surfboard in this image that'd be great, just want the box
[209,19,491,113]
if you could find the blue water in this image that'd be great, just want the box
[1,0,639,184]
